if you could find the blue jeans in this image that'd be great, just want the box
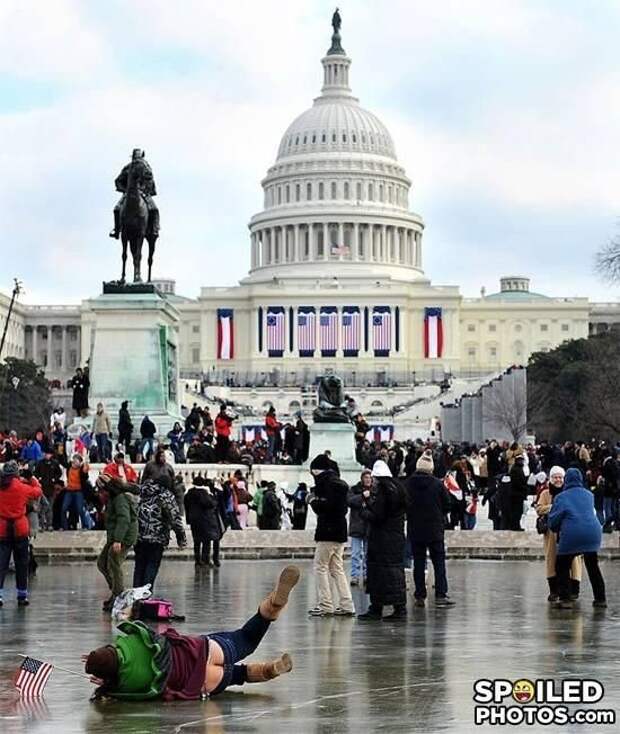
[267,434,277,462]
[132,541,164,591]
[602,497,617,527]
[411,539,448,599]
[350,536,368,579]
[96,433,111,462]
[207,612,271,695]
[140,438,155,460]
[61,491,92,530]
[462,513,477,530]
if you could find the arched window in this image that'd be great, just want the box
[322,132,326,143]
[295,183,300,202]
[332,132,337,143]
[331,181,337,199]
[306,182,312,200]
[379,184,384,202]
[344,181,350,199]
[318,182,324,200]
[368,183,374,201]
[277,187,282,204]
[285,185,290,203]
[356,182,362,200]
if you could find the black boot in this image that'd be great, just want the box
[547,577,559,603]
[109,209,120,239]
[383,604,407,621]
[569,579,580,601]
[358,604,383,621]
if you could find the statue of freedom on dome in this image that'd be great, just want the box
[328,8,345,55]
[332,8,342,34]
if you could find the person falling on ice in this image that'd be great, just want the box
[82,566,300,700]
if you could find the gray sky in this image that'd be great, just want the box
[1,0,619,303]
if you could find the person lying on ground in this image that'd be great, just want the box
[82,565,301,700]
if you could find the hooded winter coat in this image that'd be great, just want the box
[137,481,187,547]
[310,470,349,543]
[183,486,222,541]
[105,480,139,547]
[360,476,407,607]
[548,468,602,555]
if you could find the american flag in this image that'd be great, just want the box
[372,308,391,353]
[320,308,338,355]
[14,657,54,698]
[342,307,360,354]
[297,308,316,355]
[266,308,285,354]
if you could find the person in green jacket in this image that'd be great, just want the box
[251,481,267,529]
[96,474,139,612]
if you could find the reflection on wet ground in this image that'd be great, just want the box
[1,559,619,733]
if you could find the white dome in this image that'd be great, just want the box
[277,100,397,160]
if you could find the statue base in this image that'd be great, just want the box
[102,281,160,295]
[304,422,362,485]
[86,290,181,435]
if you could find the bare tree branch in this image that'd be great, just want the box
[483,386,528,442]
[595,237,620,283]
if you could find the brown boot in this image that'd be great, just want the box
[259,565,301,621]
[246,653,293,682]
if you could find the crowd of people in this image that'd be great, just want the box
[0,404,616,616]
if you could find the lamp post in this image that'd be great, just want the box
[0,278,23,361]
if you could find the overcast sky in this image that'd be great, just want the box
[1,0,619,303]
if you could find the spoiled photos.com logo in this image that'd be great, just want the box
[473,679,615,726]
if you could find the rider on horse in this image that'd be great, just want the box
[109,149,160,240]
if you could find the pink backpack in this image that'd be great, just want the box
[133,598,185,622]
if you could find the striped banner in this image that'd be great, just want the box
[266,307,285,357]
[320,306,338,357]
[365,425,395,443]
[217,308,234,360]
[372,306,391,357]
[297,307,316,357]
[342,306,361,357]
[424,307,444,359]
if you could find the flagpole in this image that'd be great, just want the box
[18,654,90,680]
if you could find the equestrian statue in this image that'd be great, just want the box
[109,149,160,283]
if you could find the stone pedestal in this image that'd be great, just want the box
[305,422,362,485]
[87,290,181,434]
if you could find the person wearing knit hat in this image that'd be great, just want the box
[0,463,43,607]
[308,452,354,617]
[415,450,434,475]
[358,461,407,621]
[83,565,301,699]
[405,454,455,608]
[536,466,581,603]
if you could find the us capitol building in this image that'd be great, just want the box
[1,25,618,413]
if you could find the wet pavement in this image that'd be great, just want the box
[1,558,620,733]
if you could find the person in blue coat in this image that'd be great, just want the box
[548,468,606,608]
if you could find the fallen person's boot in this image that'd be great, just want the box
[259,565,301,620]
[246,653,293,682]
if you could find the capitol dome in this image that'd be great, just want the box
[244,21,426,285]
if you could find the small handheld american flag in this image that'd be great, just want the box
[14,657,54,698]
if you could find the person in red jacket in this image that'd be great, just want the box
[265,406,282,463]
[214,404,234,463]
[103,452,138,484]
[0,461,42,607]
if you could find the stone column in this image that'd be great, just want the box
[32,326,38,363]
[322,222,329,260]
[353,222,359,260]
[46,326,53,371]
[294,224,300,262]
[61,325,67,370]
[381,225,387,262]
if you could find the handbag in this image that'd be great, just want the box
[536,514,549,535]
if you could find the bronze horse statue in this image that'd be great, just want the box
[118,158,158,283]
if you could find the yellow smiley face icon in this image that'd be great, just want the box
[512,679,535,704]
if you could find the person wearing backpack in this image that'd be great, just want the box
[261,483,282,530]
